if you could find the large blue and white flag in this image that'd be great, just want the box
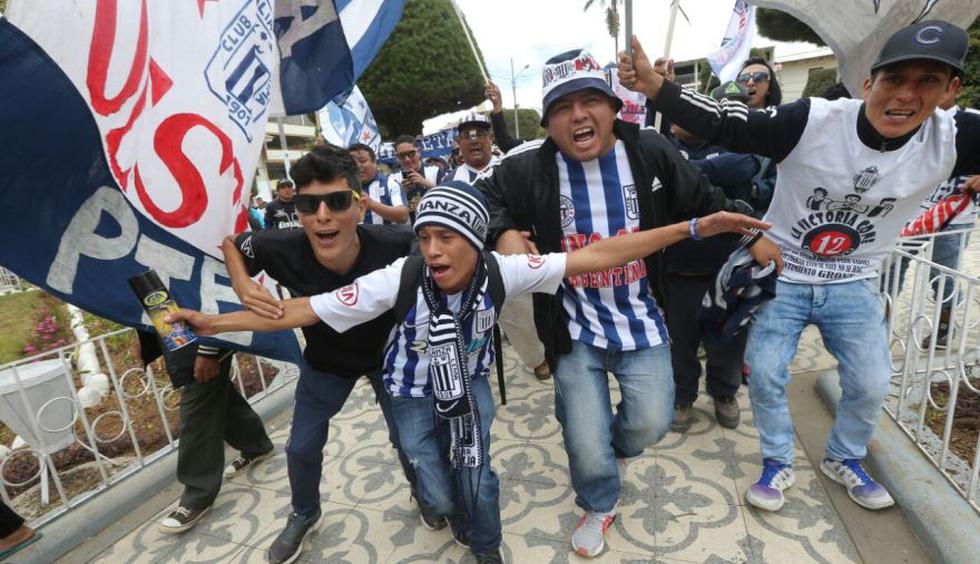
[706,0,755,84]
[271,0,404,115]
[754,1,980,96]
[0,1,399,362]
[318,86,381,150]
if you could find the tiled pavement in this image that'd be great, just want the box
[95,327,860,564]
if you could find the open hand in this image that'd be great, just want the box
[235,280,283,319]
[695,211,771,238]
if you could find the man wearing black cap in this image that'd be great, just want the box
[619,20,980,514]
[477,48,772,557]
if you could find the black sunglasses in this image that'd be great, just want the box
[293,191,360,214]
[736,71,770,84]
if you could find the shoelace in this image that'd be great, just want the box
[173,507,191,518]
[580,511,612,533]
[759,460,789,487]
[837,459,870,487]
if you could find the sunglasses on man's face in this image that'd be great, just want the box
[396,150,418,160]
[736,71,770,84]
[293,191,360,214]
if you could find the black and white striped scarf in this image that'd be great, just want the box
[421,258,489,469]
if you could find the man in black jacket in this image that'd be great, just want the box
[477,48,778,558]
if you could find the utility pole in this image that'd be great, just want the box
[510,58,530,139]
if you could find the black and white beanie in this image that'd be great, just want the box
[413,181,490,250]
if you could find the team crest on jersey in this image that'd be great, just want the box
[475,309,495,333]
[559,195,576,228]
[337,283,359,306]
[527,254,545,270]
[623,183,639,220]
[852,166,880,194]
[204,2,275,143]
[239,236,254,258]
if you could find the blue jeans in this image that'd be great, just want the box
[745,279,891,464]
[553,342,674,513]
[286,362,415,517]
[390,376,501,555]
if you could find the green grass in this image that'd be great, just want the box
[0,291,44,365]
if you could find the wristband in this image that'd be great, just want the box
[689,217,702,241]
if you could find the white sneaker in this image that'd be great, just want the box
[571,510,616,558]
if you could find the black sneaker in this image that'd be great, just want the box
[223,448,275,478]
[266,510,321,564]
[419,507,447,531]
[158,505,210,534]
[476,549,504,564]
[713,396,741,429]
[448,519,469,548]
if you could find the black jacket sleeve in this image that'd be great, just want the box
[234,231,266,277]
[491,111,522,153]
[652,80,810,162]
[476,158,521,243]
[953,109,980,177]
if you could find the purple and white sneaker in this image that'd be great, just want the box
[820,458,895,510]
[745,458,796,511]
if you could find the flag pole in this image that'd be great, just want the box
[451,1,489,83]
[654,0,681,132]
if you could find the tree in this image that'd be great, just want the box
[358,0,488,137]
[755,8,825,46]
[583,0,621,57]
[961,19,980,108]
[499,108,547,140]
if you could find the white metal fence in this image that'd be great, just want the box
[880,227,980,513]
[0,328,298,527]
[0,267,21,293]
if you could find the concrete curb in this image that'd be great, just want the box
[24,379,297,564]
[815,371,980,564]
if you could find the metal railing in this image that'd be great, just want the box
[0,328,298,527]
[0,267,21,293]
[880,226,980,512]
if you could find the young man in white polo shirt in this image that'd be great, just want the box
[168,182,768,563]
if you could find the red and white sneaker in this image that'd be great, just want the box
[571,510,616,557]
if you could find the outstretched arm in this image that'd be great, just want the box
[166,297,317,336]
[564,211,772,277]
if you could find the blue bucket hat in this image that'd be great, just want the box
[540,48,621,125]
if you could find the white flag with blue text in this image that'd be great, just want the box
[707,0,756,84]
[753,1,980,96]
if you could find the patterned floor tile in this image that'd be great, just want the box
[493,385,564,444]
[500,531,659,563]
[494,440,570,487]
[231,500,354,557]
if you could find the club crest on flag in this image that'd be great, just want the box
[205,2,275,143]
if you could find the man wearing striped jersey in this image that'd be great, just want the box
[618,21,980,514]
[169,182,768,564]
[446,112,499,184]
[349,143,408,225]
[447,112,552,381]
[478,49,776,558]
[390,135,443,222]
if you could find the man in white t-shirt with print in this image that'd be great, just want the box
[167,182,768,564]
[619,21,980,513]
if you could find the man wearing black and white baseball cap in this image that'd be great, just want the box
[620,19,980,515]
[478,47,771,558]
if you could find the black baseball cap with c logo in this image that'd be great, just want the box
[871,20,969,77]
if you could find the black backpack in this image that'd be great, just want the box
[393,250,511,403]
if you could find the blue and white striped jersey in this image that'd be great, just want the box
[556,140,668,350]
[445,156,500,185]
[361,174,407,225]
[309,252,566,397]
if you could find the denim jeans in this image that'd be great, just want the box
[390,376,501,555]
[286,363,415,517]
[553,341,674,513]
[745,279,891,464]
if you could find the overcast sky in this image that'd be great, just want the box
[454,0,818,113]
